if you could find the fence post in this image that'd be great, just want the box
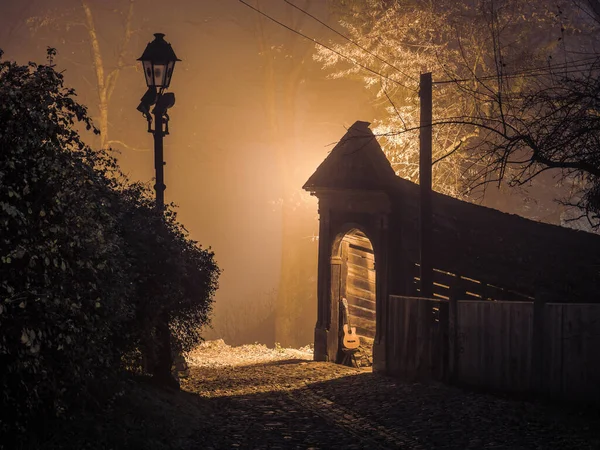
[531,290,548,393]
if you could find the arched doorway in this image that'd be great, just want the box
[333,229,376,367]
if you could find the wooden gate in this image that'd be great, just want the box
[342,231,376,345]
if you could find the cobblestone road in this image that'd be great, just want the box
[180,359,600,449]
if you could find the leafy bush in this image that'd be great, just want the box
[0,49,219,436]
[116,182,219,362]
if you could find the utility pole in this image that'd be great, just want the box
[419,72,433,298]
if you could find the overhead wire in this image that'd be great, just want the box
[237,0,418,92]
[433,56,600,85]
[239,0,600,146]
[282,0,600,88]
[240,0,600,92]
[282,0,419,83]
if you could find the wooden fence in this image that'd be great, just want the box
[541,303,600,402]
[387,295,600,402]
[387,296,448,380]
[456,301,533,392]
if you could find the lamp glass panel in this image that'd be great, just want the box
[165,61,176,88]
[153,63,167,87]
[142,60,154,87]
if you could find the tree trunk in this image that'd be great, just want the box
[81,0,135,150]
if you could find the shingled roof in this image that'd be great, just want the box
[303,121,397,191]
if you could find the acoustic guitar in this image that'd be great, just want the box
[340,298,360,350]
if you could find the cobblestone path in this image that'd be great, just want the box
[181,359,600,449]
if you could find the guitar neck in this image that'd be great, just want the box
[341,299,351,327]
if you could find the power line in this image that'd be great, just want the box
[436,66,599,85]
[434,56,600,85]
[282,0,418,83]
[277,0,600,89]
[474,56,599,80]
[240,1,600,96]
[502,55,599,75]
[238,0,418,93]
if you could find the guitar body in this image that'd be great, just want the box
[340,297,361,350]
[342,324,360,349]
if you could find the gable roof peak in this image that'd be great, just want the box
[303,120,396,192]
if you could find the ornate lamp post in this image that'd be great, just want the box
[137,32,180,213]
[137,33,180,386]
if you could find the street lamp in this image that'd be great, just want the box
[137,33,181,387]
[137,32,180,212]
[138,32,179,90]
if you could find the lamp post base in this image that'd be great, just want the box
[152,311,179,389]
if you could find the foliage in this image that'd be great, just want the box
[446,54,600,226]
[0,48,219,437]
[318,0,597,204]
[116,182,219,357]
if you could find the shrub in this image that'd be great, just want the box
[115,182,219,363]
[0,48,219,436]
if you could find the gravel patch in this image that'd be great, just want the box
[186,339,313,368]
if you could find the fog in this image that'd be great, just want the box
[0,0,377,346]
[3,0,577,349]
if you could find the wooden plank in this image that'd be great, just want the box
[348,246,374,257]
[387,296,449,381]
[346,294,376,311]
[432,270,457,289]
[478,302,489,387]
[559,304,600,402]
[432,282,451,298]
[348,252,375,269]
[348,276,375,293]
[348,303,376,321]
[542,304,563,395]
[346,239,373,250]
[354,326,375,339]
[422,263,532,302]
[348,252,375,264]
[347,264,375,282]
[499,301,510,389]
[457,301,480,385]
[345,232,373,249]
[406,297,419,379]
[509,302,533,391]
[484,283,531,301]
[348,243,375,255]
[348,242,374,254]
[387,298,399,374]
[347,284,376,302]
[394,296,403,374]
[347,314,376,334]
[456,301,533,391]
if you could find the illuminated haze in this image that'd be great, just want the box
[0,0,375,346]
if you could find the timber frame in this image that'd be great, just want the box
[304,121,600,372]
